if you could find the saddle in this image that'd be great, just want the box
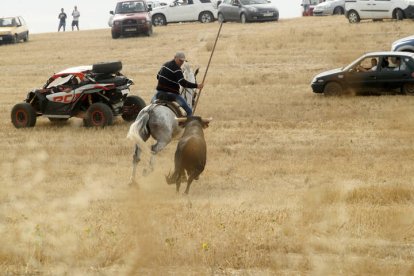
[153,99,187,117]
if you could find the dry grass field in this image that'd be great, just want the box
[1,16,414,275]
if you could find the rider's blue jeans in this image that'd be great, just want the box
[152,90,192,116]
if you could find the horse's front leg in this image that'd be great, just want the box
[129,144,141,186]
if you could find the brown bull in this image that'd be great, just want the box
[166,116,211,194]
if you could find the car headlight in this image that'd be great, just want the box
[247,7,257,12]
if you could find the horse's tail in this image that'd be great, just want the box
[127,107,151,143]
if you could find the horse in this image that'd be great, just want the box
[127,63,199,185]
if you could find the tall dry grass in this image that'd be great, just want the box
[1,16,414,275]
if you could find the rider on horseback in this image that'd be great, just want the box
[152,51,204,116]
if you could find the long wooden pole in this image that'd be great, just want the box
[192,22,223,115]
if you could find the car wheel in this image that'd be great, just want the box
[402,83,414,95]
[218,13,225,23]
[394,9,404,20]
[240,13,247,24]
[12,34,18,44]
[152,14,166,26]
[111,31,120,39]
[324,82,343,96]
[11,103,37,128]
[199,11,213,23]
[23,32,29,42]
[92,61,122,74]
[348,10,360,23]
[122,95,146,122]
[146,25,153,36]
[84,103,113,127]
[333,7,343,15]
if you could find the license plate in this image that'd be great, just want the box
[263,12,273,17]
[125,28,137,32]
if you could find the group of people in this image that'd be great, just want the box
[357,57,407,72]
[58,6,80,32]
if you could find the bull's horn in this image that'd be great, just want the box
[175,117,188,123]
[201,117,213,123]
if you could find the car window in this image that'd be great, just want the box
[241,0,268,4]
[116,1,146,13]
[200,0,212,2]
[0,18,16,27]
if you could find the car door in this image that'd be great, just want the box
[345,56,380,93]
[376,56,411,92]
[227,0,241,20]
[218,0,232,20]
[167,2,194,22]
[370,0,391,19]
[356,0,374,19]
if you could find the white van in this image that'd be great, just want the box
[345,0,414,23]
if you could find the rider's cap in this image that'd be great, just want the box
[175,51,187,62]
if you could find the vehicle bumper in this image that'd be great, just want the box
[112,22,151,36]
[247,11,279,21]
[0,34,14,43]
[312,10,330,16]
[311,82,324,93]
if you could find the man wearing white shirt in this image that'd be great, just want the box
[72,6,80,31]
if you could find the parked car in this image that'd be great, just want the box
[11,61,146,128]
[311,52,414,95]
[109,0,153,38]
[313,0,345,16]
[0,16,29,44]
[391,35,414,52]
[345,0,414,23]
[151,0,217,26]
[217,0,278,23]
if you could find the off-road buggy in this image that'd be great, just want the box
[11,61,146,128]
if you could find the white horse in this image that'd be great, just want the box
[127,63,198,185]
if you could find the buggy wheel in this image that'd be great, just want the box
[84,103,113,127]
[92,61,122,74]
[11,103,37,128]
[122,95,146,122]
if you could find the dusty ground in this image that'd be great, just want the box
[1,16,414,275]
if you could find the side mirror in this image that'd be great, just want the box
[148,7,152,12]
[110,11,114,15]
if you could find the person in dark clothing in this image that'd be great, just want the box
[58,8,67,32]
[153,51,204,116]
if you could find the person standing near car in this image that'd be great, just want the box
[302,0,311,16]
[58,8,67,32]
[152,51,204,116]
[71,6,80,31]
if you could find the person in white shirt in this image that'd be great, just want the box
[302,0,311,14]
[71,6,80,31]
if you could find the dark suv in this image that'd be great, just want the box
[110,0,153,39]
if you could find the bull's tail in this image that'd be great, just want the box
[127,106,151,143]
